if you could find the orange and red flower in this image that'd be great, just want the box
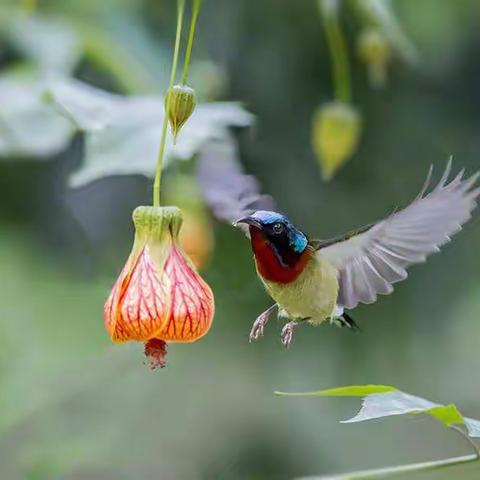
[104,206,214,368]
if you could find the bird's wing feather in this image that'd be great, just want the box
[197,135,275,235]
[319,161,480,310]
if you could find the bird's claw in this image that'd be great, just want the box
[281,321,297,349]
[249,313,268,342]
[249,305,276,342]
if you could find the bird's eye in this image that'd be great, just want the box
[272,223,284,234]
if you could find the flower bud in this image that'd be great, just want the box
[311,101,361,180]
[164,84,197,143]
[104,206,214,369]
[357,29,391,89]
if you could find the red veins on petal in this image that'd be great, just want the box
[158,244,214,343]
[104,241,214,345]
[104,246,168,343]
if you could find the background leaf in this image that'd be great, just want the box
[0,71,73,158]
[45,78,254,187]
[5,13,82,74]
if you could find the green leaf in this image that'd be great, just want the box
[0,71,74,158]
[340,390,438,424]
[427,404,464,427]
[78,18,170,95]
[45,78,254,187]
[464,417,480,438]
[277,384,480,438]
[275,385,396,397]
[5,13,81,74]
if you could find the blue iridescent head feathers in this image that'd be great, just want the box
[250,210,308,253]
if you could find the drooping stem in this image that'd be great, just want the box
[304,454,478,480]
[181,0,202,85]
[153,0,186,207]
[319,0,351,103]
[450,425,480,457]
[301,425,480,479]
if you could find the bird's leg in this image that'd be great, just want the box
[249,304,278,342]
[280,319,304,348]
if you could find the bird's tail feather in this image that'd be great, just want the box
[331,312,360,331]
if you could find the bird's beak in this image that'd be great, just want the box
[233,216,262,229]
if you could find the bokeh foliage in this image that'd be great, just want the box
[1,1,480,479]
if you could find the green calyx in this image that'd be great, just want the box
[132,206,184,239]
[165,84,197,143]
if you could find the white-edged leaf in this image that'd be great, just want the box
[6,13,82,74]
[0,71,73,158]
[278,384,480,438]
[44,77,120,131]
[342,390,438,423]
[465,417,480,438]
[45,78,254,187]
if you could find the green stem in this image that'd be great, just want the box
[450,425,480,457]
[181,0,202,85]
[153,0,186,207]
[301,425,480,479]
[320,0,351,103]
[305,454,478,480]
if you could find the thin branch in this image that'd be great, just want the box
[181,0,202,84]
[297,454,479,480]
[450,425,480,458]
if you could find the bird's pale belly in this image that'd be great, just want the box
[259,254,339,325]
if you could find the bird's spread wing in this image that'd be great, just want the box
[318,162,480,310]
[197,135,275,234]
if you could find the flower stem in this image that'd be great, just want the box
[319,0,351,103]
[181,0,202,85]
[153,0,186,207]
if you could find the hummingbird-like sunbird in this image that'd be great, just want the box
[198,146,479,348]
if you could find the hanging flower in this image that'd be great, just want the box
[104,206,215,369]
[312,101,362,180]
[357,28,392,89]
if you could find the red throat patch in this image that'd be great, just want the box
[250,229,311,284]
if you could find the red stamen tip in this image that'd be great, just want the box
[144,339,168,370]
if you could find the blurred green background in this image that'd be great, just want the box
[1,0,480,479]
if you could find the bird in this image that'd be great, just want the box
[197,145,479,348]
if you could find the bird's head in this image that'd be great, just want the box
[234,211,309,284]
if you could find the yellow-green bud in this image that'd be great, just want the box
[357,29,391,89]
[164,84,197,143]
[311,101,362,181]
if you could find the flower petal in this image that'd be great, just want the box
[104,246,169,342]
[158,244,214,342]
